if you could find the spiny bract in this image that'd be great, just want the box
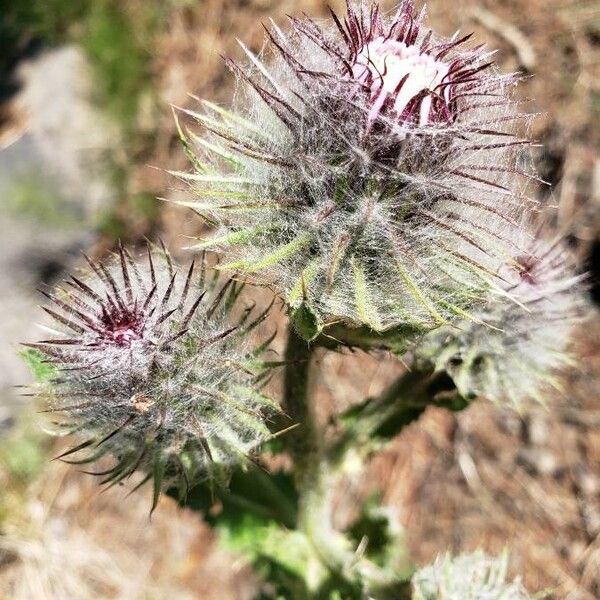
[175,0,539,337]
[28,244,279,507]
[412,550,532,600]
[415,238,587,406]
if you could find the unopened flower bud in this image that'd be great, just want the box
[27,244,278,506]
[416,239,588,406]
[412,550,533,600]
[176,0,538,340]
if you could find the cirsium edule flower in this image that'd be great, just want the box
[412,550,532,600]
[26,244,279,507]
[415,238,588,406]
[174,0,540,341]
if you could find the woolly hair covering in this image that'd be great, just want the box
[415,238,588,407]
[28,244,278,508]
[412,551,533,600]
[175,0,540,338]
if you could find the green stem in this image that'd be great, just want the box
[283,324,353,583]
[330,368,467,468]
[283,323,319,477]
[281,322,469,597]
[283,324,414,597]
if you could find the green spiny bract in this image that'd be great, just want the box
[27,244,278,508]
[412,550,533,600]
[174,0,539,340]
[415,238,588,407]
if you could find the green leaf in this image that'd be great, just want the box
[219,234,312,273]
[352,260,383,331]
[230,385,280,413]
[396,260,447,325]
[326,233,350,288]
[200,99,269,138]
[187,226,271,251]
[176,467,372,599]
[290,303,322,342]
[173,108,207,173]
[288,259,320,306]
[20,348,58,382]
[218,515,314,579]
[188,131,243,167]
[179,466,298,527]
[169,172,260,185]
[316,322,427,355]
[150,451,167,516]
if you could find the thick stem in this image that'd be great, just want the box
[284,325,348,588]
[283,325,414,597]
[284,325,357,584]
[281,325,469,597]
[283,323,319,477]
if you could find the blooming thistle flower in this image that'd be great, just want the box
[174,0,540,339]
[26,244,279,508]
[415,238,588,406]
[412,550,533,600]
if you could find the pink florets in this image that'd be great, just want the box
[329,1,497,130]
[32,245,203,373]
[352,36,451,125]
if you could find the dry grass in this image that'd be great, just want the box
[0,460,257,599]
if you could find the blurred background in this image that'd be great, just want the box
[0,0,598,598]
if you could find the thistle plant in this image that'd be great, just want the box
[26,244,278,508]
[415,238,587,406]
[174,0,538,341]
[23,1,592,599]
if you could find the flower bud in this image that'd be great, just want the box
[177,1,538,339]
[416,239,588,406]
[27,244,278,506]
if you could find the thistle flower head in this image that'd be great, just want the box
[412,550,532,600]
[415,239,588,406]
[28,244,278,504]
[176,0,538,339]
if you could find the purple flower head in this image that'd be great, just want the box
[341,2,487,128]
[27,244,278,504]
[96,299,144,346]
[33,244,204,378]
[417,238,589,406]
[352,37,452,126]
[176,1,538,339]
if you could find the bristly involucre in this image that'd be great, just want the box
[412,550,533,600]
[415,238,588,406]
[175,0,540,336]
[27,244,278,508]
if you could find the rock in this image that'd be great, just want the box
[0,45,118,428]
